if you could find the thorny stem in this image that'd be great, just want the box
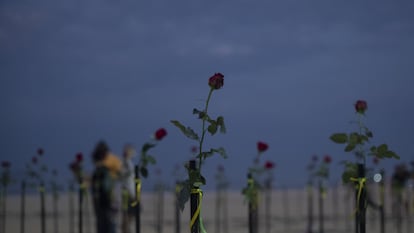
[198,88,214,172]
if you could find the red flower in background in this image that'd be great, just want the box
[373,157,380,165]
[208,73,224,89]
[257,141,269,152]
[155,128,167,141]
[264,161,275,169]
[32,156,38,164]
[37,148,44,156]
[76,153,83,162]
[191,146,198,154]
[354,100,368,114]
[323,155,332,164]
[1,161,10,168]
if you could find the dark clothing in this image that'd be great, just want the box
[92,166,117,233]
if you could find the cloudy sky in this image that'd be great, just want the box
[1,0,414,191]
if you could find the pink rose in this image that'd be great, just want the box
[354,100,368,114]
[208,73,224,89]
[155,128,167,141]
[257,141,269,152]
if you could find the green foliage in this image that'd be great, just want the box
[170,120,200,140]
[340,161,358,184]
[330,133,348,143]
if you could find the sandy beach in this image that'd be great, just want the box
[2,184,413,233]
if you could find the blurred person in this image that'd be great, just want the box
[91,140,122,233]
[120,144,136,233]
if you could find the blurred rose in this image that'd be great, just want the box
[354,100,368,114]
[155,128,167,141]
[191,146,198,154]
[208,73,224,89]
[76,153,83,162]
[1,161,10,168]
[257,141,269,152]
[37,148,44,156]
[323,155,332,164]
[264,161,275,169]
[373,157,380,165]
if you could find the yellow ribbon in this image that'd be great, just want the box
[189,188,206,233]
[131,178,141,207]
[350,177,366,216]
[38,186,45,193]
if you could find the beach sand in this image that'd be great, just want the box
[1,184,413,233]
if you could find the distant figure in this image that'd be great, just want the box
[91,141,121,233]
[120,144,136,233]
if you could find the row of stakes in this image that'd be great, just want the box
[0,161,411,233]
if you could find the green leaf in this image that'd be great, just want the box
[349,133,358,144]
[330,133,348,144]
[207,122,218,135]
[170,120,200,140]
[142,143,155,153]
[385,150,400,159]
[212,147,227,158]
[344,143,356,152]
[140,167,148,178]
[217,116,226,133]
[377,144,388,153]
[177,180,191,211]
[145,155,156,164]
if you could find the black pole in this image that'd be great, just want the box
[190,160,199,233]
[40,182,46,233]
[135,165,141,233]
[78,181,83,233]
[53,191,59,233]
[247,173,258,233]
[379,170,385,233]
[355,163,366,233]
[20,180,26,233]
[1,183,7,233]
[318,180,324,233]
[175,182,181,233]
[69,183,74,233]
[306,183,313,233]
[265,179,271,233]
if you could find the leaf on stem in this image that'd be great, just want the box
[170,120,200,140]
[330,133,348,143]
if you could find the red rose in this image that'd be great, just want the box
[191,146,198,154]
[323,155,332,164]
[257,141,269,152]
[32,156,38,164]
[37,148,44,156]
[76,153,83,162]
[373,157,379,165]
[155,128,167,141]
[354,100,368,114]
[264,161,275,169]
[69,161,80,172]
[208,73,224,89]
[1,161,10,168]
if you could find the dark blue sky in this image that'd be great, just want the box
[1,0,414,191]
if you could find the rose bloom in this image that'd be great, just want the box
[208,73,224,89]
[76,152,83,162]
[354,100,368,114]
[155,128,167,141]
[373,157,380,165]
[37,148,44,156]
[1,161,10,168]
[323,155,332,164]
[264,161,275,169]
[257,141,269,152]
